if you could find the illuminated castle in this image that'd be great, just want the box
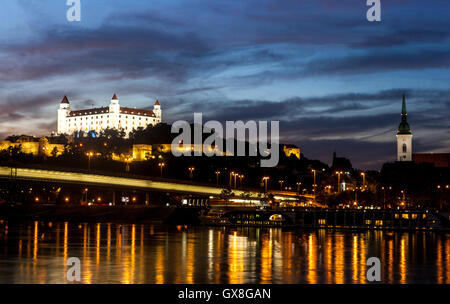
[57,94,162,136]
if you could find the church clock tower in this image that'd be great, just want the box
[396,94,412,161]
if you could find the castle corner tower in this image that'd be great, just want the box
[57,96,70,134]
[153,99,161,120]
[396,94,412,161]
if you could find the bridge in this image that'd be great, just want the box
[0,166,261,197]
[0,166,327,208]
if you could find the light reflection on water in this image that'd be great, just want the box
[0,221,449,284]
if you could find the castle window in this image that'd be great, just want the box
[402,144,407,153]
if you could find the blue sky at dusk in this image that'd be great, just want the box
[0,0,449,169]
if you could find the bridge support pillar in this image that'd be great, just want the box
[112,191,116,206]
[145,193,149,206]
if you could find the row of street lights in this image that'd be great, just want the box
[229,171,244,189]
[82,152,376,198]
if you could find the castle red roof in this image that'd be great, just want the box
[61,96,69,104]
[120,107,155,116]
[68,107,109,117]
[67,106,155,117]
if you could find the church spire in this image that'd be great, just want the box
[401,93,407,116]
[397,93,411,135]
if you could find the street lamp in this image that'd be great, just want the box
[188,167,195,180]
[262,176,270,193]
[311,169,317,198]
[229,171,235,188]
[239,175,244,189]
[279,180,284,190]
[336,171,343,193]
[125,157,132,172]
[215,170,221,186]
[84,188,88,204]
[400,190,406,207]
[86,152,94,171]
[158,162,165,177]
[361,172,366,191]
[296,182,302,193]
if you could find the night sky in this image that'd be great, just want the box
[0,0,449,169]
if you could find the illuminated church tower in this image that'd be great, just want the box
[396,94,412,161]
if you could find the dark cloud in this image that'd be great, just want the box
[303,49,450,76]
[0,92,66,114]
[351,29,450,48]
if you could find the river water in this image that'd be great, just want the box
[0,220,448,284]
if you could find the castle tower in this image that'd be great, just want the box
[109,93,120,113]
[153,100,161,120]
[57,96,70,134]
[396,94,413,161]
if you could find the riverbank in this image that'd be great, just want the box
[201,207,450,231]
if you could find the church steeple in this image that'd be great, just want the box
[397,93,411,135]
[396,94,413,162]
[401,93,407,116]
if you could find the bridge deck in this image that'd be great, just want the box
[0,166,261,197]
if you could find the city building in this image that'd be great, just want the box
[396,94,412,161]
[0,136,65,157]
[413,153,450,168]
[331,151,353,173]
[57,94,162,136]
[283,144,301,159]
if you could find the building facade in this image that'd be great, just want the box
[0,136,65,157]
[282,144,301,159]
[413,153,450,168]
[57,94,162,136]
[396,94,413,161]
